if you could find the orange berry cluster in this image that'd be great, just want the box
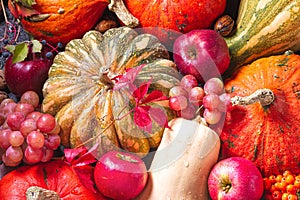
[263,170,300,200]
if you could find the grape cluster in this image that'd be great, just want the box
[263,171,300,200]
[0,91,61,167]
[169,75,233,124]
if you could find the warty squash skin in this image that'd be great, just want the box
[224,0,300,77]
[220,52,300,177]
[42,27,181,158]
[137,117,220,200]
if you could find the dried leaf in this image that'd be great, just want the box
[16,0,36,8]
[31,39,42,53]
[15,2,39,17]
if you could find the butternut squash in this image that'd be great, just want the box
[137,117,220,200]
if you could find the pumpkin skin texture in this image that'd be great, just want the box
[220,53,300,177]
[42,27,181,158]
[8,0,109,45]
[224,0,300,77]
[122,0,226,47]
[0,160,105,200]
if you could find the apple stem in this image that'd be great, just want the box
[231,88,275,107]
[108,0,139,28]
[26,186,60,200]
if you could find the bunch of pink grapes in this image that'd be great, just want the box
[0,91,61,167]
[169,75,233,124]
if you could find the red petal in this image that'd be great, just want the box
[71,144,98,166]
[134,106,152,127]
[114,64,144,91]
[142,90,169,104]
[64,147,87,164]
[133,81,151,102]
[73,165,97,193]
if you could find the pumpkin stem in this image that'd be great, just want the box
[99,68,114,90]
[108,0,139,28]
[231,88,275,107]
[26,186,60,200]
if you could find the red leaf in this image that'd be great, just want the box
[133,81,151,103]
[73,165,97,193]
[113,64,145,91]
[64,144,98,166]
[142,90,169,104]
[64,147,87,164]
[134,106,152,133]
[149,107,168,128]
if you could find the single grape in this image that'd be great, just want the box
[47,121,60,135]
[27,131,45,149]
[2,51,10,58]
[36,113,56,133]
[20,91,40,108]
[5,146,23,163]
[2,153,21,167]
[19,118,37,137]
[203,93,221,110]
[14,103,35,117]
[180,74,198,92]
[203,109,222,124]
[44,134,61,150]
[6,112,26,131]
[24,146,43,164]
[218,93,234,112]
[203,77,225,95]
[57,42,64,49]
[0,98,15,109]
[2,102,17,118]
[169,95,188,111]
[0,129,11,149]
[188,86,205,107]
[8,131,24,147]
[169,86,188,97]
[26,111,43,122]
[41,147,54,162]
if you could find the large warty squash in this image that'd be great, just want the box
[42,27,181,158]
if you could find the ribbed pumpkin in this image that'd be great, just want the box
[8,0,109,45]
[42,27,181,158]
[224,0,300,77]
[120,0,226,47]
[220,52,300,176]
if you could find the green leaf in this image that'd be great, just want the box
[4,45,16,53]
[31,39,42,53]
[15,0,36,8]
[12,42,29,64]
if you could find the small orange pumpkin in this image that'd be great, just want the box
[8,0,109,45]
[220,52,300,176]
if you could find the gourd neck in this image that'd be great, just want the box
[231,88,275,107]
[26,186,60,200]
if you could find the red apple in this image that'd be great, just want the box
[4,55,52,98]
[94,150,148,200]
[173,29,230,83]
[208,156,264,200]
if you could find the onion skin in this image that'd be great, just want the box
[173,29,230,83]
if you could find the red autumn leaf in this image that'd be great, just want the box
[64,144,98,166]
[113,64,145,91]
[134,106,152,133]
[142,90,169,104]
[148,107,169,128]
[133,80,151,103]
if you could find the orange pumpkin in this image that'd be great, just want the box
[220,52,300,176]
[8,0,109,45]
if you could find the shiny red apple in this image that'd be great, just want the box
[4,55,52,98]
[94,150,148,200]
[173,29,230,83]
[208,156,264,200]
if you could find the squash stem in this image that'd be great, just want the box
[108,0,139,28]
[231,88,275,107]
[26,186,60,200]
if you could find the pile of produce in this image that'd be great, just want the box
[0,0,299,199]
